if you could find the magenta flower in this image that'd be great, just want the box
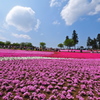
[37,93,46,99]
[36,89,40,93]
[59,94,66,99]
[12,80,20,84]
[6,86,13,92]
[57,82,64,86]
[23,92,30,98]
[79,91,86,96]
[27,85,36,91]
[20,87,28,93]
[47,85,53,90]
[39,86,45,90]
[62,87,68,91]
[14,96,23,100]
[86,91,94,97]
[55,85,61,90]
[0,92,3,97]
[2,96,9,100]
[67,89,72,93]
[48,95,57,99]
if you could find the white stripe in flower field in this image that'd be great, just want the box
[0,57,74,61]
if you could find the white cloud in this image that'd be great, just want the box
[12,33,31,39]
[40,33,44,36]
[0,35,6,40]
[6,6,40,32]
[53,20,60,25]
[0,29,5,33]
[3,23,9,30]
[34,19,41,31]
[61,0,100,25]
[50,0,66,7]
[98,18,100,22]
[88,4,100,15]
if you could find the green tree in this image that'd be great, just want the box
[40,42,46,49]
[25,42,33,47]
[72,30,78,47]
[87,37,92,48]
[0,41,5,48]
[66,36,69,40]
[64,39,75,49]
[5,41,11,46]
[0,41,5,46]
[58,43,64,49]
[12,43,20,46]
[91,38,97,49]
[97,34,100,49]
[20,42,26,48]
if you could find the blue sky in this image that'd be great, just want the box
[0,0,100,48]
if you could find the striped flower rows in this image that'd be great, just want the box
[1,49,100,59]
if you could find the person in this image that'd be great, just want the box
[96,50,98,53]
[80,49,82,53]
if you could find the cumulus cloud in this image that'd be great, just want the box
[50,0,66,7]
[6,6,40,32]
[88,3,100,15]
[61,0,100,25]
[12,33,31,39]
[53,20,60,25]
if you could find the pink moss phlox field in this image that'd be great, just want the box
[0,59,100,100]
[1,49,100,59]
[60,49,90,53]
[50,52,100,59]
[0,49,54,57]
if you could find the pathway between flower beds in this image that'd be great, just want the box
[0,56,74,61]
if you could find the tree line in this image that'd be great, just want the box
[0,41,34,50]
[87,34,100,49]
[0,30,100,51]
[0,41,47,50]
[58,30,100,50]
[58,30,79,49]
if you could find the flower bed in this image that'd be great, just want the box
[1,49,100,59]
[50,52,100,59]
[0,59,100,100]
[0,49,54,57]
[60,49,90,53]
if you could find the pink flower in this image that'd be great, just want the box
[14,96,23,100]
[52,89,59,95]
[55,85,61,90]
[60,94,66,99]
[36,89,40,93]
[62,87,68,91]
[23,92,30,98]
[0,92,3,97]
[27,85,36,91]
[20,87,28,93]
[39,86,45,90]
[37,93,46,99]
[48,95,57,99]
[47,85,53,90]
[2,96,9,100]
